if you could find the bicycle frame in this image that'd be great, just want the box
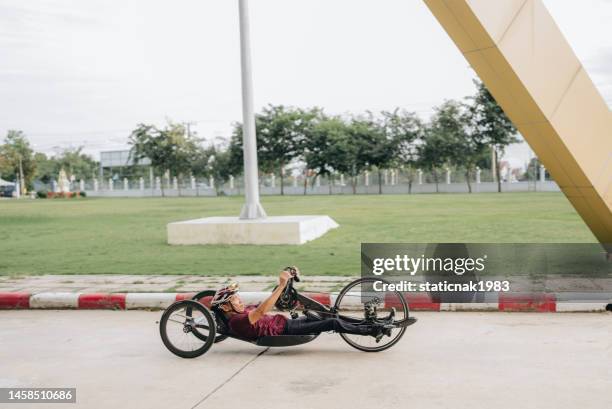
[209,291,323,347]
[162,275,415,358]
[293,292,367,325]
[199,279,368,346]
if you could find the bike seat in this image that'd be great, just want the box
[255,334,318,347]
[303,310,323,321]
[399,317,418,327]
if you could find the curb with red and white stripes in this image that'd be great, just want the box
[1,291,611,312]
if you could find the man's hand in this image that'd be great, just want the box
[279,269,292,288]
[248,267,297,325]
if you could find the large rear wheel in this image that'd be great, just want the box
[334,277,410,352]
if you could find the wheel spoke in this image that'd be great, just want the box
[160,301,216,358]
[334,278,410,351]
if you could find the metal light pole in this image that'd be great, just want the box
[238,0,266,219]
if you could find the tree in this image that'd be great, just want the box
[128,121,200,197]
[226,130,245,192]
[0,130,36,194]
[337,119,367,195]
[524,157,548,183]
[163,122,199,194]
[230,105,321,194]
[256,105,320,195]
[430,100,487,193]
[303,115,360,194]
[33,148,98,189]
[467,80,518,192]
[353,114,395,194]
[417,121,454,193]
[53,147,98,181]
[192,142,241,195]
[380,109,423,194]
[33,153,56,185]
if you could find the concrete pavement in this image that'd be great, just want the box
[3,273,611,312]
[3,274,612,294]
[0,274,357,294]
[2,274,612,314]
[1,310,611,409]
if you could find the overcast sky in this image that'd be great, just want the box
[1,0,610,167]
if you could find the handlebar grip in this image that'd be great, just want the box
[284,266,300,282]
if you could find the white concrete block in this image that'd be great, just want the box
[125,293,176,310]
[30,292,79,309]
[440,303,499,311]
[240,292,269,305]
[555,303,607,312]
[331,291,362,308]
[167,215,339,245]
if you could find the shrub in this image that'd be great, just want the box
[36,190,48,199]
[79,191,87,198]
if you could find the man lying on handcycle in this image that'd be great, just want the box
[211,267,394,342]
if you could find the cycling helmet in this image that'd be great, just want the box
[211,282,239,306]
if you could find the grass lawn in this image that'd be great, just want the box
[0,193,596,276]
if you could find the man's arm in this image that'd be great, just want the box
[248,270,292,325]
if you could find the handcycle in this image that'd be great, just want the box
[159,271,417,358]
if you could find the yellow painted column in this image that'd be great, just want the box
[424,0,612,248]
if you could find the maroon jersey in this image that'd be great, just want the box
[228,305,287,340]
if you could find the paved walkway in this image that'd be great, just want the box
[0,274,358,294]
[1,310,610,409]
[2,274,612,294]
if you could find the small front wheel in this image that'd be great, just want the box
[160,300,216,358]
[334,277,410,352]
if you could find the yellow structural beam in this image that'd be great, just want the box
[424,0,612,249]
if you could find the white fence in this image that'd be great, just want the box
[84,180,560,197]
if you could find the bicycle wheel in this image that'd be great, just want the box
[159,300,216,358]
[334,277,409,352]
[192,290,228,343]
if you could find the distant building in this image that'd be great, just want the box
[99,150,151,179]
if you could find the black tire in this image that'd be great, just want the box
[192,290,228,343]
[334,277,409,352]
[160,300,216,358]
